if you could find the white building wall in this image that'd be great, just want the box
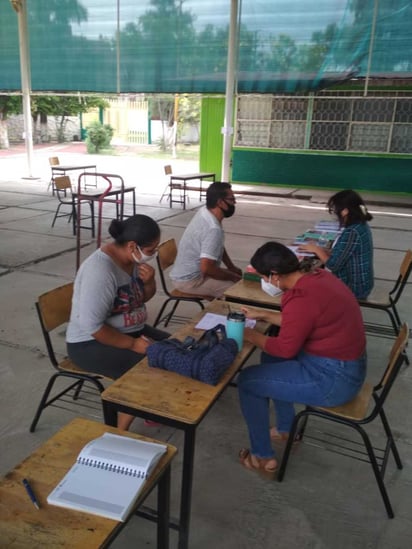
[7,114,80,143]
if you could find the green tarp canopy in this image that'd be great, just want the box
[1,0,411,94]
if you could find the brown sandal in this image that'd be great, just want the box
[238,448,278,480]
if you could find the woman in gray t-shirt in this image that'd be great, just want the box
[67,214,169,430]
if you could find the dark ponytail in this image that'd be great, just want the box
[108,215,160,246]
[251,242,309,276]
[327,189,373,226]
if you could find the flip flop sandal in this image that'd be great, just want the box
[238,448,278,480]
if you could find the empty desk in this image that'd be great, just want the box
[0,418,177,548]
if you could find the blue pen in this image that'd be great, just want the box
[22,478,40,510]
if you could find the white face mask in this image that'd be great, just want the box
[261,275,282,297]
[132,245,156,264]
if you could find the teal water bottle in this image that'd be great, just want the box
[226,311,246,351]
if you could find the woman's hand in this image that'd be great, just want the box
[93,326,153,354]
[241,306,282,327]
[299,243,330,263]
[137,263,155,284]
[241,306,266,321]
[131,335,152,354]
[243,326,255,342]
[243,326,268,350]
[298,243,321,255]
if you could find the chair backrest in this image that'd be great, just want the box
[36,283,74,366]
[374,323,409,405]
[164,164,172,176]
[37,282,73,332]
[157,238,177,271]
[53,176,73,203]
[53,175,72,193]
[391,249,412,303]
[156,238,177,294]
[49,156,60,166]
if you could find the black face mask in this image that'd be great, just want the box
[221,200,235,218]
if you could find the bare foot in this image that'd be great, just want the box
[270,427,289,441]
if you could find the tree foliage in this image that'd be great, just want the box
[31,96,107,119]
[148,93,200,149]
[85,120,113,153]
[31,95,108,142]
[0,95,22,120]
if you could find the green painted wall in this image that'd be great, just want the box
[232,148,412,194]
[199,97,225,179]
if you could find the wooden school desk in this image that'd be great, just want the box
[102,299,270,549]
[72,186,136,237]
[224,255,321,310]
[0,418,177,549]
[224,278,283,310]
[51,164,97,194]
[169,172,215,209]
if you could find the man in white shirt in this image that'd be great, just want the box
[170,182,242,297]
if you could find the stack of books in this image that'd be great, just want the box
[294,229,340,247]
[314,220,341,231]
[243,265,261,282]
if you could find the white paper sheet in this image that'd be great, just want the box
[195,312,256,330]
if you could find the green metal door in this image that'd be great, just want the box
[200,97,225,180]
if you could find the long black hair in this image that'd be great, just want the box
[327,190,373,226]
[108,215,160,246]
[251,242,310,276]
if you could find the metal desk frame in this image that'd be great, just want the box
[51,164,97,195]
[169,172,215,209]
[75,172,136,270]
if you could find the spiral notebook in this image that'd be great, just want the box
[47,432,167,521]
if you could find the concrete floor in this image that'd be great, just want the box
[1,143,412,548]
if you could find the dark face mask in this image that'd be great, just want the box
[221,200,235,218]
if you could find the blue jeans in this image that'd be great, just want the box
[238,350,366,459]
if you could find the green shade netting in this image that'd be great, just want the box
[0,0,411,94]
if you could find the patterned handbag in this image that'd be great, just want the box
[146,324,238,385]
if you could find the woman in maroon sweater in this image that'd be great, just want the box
[238,242,366,478]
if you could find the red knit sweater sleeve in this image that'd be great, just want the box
[264,288,319,358]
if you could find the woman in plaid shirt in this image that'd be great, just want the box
[300,189,374,299]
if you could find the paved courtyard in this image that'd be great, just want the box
[1,143,411,548]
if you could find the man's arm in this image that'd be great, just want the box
[222,248,242,276]
[200,257,242,282]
